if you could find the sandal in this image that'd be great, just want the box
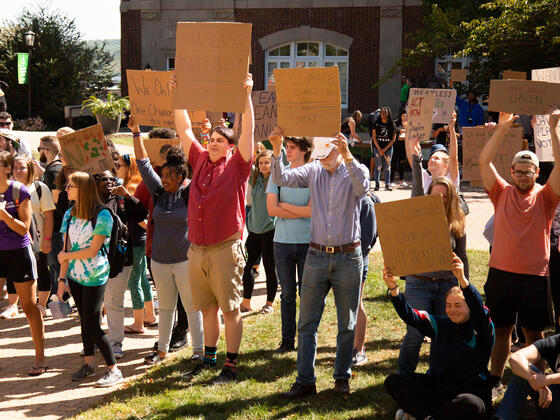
[124,325,145,334]
[28,365,48,376]
[144,351,166,365]
[260,304,274,314]
[143,320,158,327]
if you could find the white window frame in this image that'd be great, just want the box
[265,41,349,108]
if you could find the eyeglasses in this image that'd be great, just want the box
[0,121,11,127]
[37,147,49,152]
[115,163,127,169]
[65,184,78,190]
[513,170,536,178]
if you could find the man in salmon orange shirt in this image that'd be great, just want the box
[478,107,560,396]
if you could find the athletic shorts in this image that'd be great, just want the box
[188,238,244,313]
[484,267,552,331]
[0,246,37,284]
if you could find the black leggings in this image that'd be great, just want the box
[242,229,278,302]
[390,140,406,182]
[384,373,488,420]
[68,279,116,366]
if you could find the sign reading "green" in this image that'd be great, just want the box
[17,53,29,85]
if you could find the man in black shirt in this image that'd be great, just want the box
[35,135,63,190]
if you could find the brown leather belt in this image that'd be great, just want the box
[309,242,360,254]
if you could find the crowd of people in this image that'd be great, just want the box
[1,71,560,419]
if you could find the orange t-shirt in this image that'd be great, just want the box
[488,177,560,276]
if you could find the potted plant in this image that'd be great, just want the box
[81,93,130,134]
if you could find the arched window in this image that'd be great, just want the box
[265,41,349,108]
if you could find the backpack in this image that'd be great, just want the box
[12,180,42,256]
[65,204,129,279]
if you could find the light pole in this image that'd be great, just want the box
[24,31,35,118]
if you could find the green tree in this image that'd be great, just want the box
[0,6,115,127]
[379,0,560,94]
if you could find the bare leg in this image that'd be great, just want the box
[490,325,515,378]
[14,281,45,367]
[202,305,221,348]
[354,282,367,353]
[222,307,243,353]
[144,300,156,324]
[38,291,49,308]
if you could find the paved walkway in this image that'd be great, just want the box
[0,132,494,418]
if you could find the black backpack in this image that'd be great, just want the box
[65,204,128,279]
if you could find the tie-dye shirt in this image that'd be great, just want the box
[60,209,113,286]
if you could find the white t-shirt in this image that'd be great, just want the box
[28,181,56,248]
[422,168,460,194]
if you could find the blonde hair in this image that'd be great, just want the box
[56,127,75,138]
[69,171,101,220]
[428,176,465,237]
[14,154,36,186]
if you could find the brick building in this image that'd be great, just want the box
[120,0,426,115]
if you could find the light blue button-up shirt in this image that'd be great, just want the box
[271,155,369,246]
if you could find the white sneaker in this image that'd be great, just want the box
[0,304,18,319]
[95,367,123,387]
[112,342,124,359]
[352,350,367,366]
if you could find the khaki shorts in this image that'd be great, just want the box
[188,238,245,312]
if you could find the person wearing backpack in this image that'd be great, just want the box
[0,151,46,375]
[131,115,204,365]
[94,169,147,360]
[4,155,55,318]
[56,171,123,387]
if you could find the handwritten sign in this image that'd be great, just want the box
[462,125,523,183]
[502,70,526,80]
[172,22,251,113]
[251,90,277,141]
[406,93,435,143]
[531,67,560,162]
[127,70,174,127]
[488,80,560,115]
[409,88,456,124]
[451,69,467,82]
[375,194,453,276]
[143,137,181,166]
[59,124,114,174]
[274,67,341,137]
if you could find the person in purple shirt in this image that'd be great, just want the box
[0,151,45,375]
[269,127,370,398]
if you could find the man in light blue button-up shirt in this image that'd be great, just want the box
[269,127,369,398]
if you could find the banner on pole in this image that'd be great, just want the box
[17,53,29,85]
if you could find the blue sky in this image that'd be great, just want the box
[2,0,121,40]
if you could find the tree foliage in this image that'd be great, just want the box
[379,0,560,94]
[0,6,115,128]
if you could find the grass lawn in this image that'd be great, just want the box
[107,134,133,147]
[74,250,539,419]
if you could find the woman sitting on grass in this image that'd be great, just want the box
[383,254,494,420]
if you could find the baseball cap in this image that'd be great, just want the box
[429,144,449,159]
[0,128,18,142]
[512,150,539,168]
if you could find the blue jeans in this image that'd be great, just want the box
[496,365,560,420]
[373,146,393,187]
[274,242,309,342]
[398,275,457,374]
[296,246,363,384]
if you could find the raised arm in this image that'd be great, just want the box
[479,112,517,191]
[546,106,560,196]
[170,73,198,159]
[128,115,148,160]
[269,127,311,188]
[237,74,255,162]
[410,137,424,197]
[348,118,361,143]
[448,111,459,184]
[332,133,370,197]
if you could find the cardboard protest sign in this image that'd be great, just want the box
[531,67,560,162]
[451,69,467,82]
[488,80,560,115]
[274,67,341,137]
[375,194,453,276]
[143,137,181,166]
[127,70,175,127]
[406,93,435,143]
[409,88,456,124]
[172,22,251,113]
[502,70,527,80]
[310,137,335,159]
[59,124,115,174]
[462,125,523,183]
[252,90,277,141]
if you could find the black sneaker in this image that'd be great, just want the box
[72,363,95,381]
[385,185,392,191]
[212,366,238,385]
[169,328,188,352]
[282,382,317,399]
[274,339,295,354]
[374,185,380,191]
[182,362,216,381]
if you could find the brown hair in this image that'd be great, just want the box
[445,286,465,301]
[285,136,312,163]
[210,125,236,145]
[120,154,142,195]
[0,151,14,175]
[250,150,273,188]
[40,135,61,155]
[14,154,36,186]
[427,176,465,237]
[69,171,101,220]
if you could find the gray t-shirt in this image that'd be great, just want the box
[137,158,189,264]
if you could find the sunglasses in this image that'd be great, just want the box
[0,121,11,127]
